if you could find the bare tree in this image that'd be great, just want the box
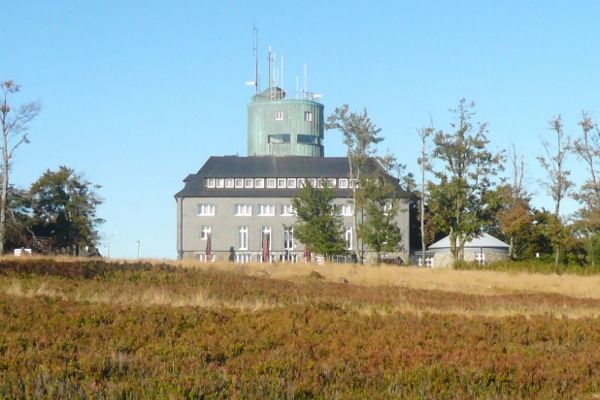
[417,126,433,266]
[497,143,532,259]
[537,115,573,267]
[0,81,41,254]
[571,112,600,265]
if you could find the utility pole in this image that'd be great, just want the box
[136,240,140,259]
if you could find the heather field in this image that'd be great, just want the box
[1,259,600,398]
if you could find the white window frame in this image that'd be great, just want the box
[275,110,283,121]
[234,204,252,216]
[266,178,276,189]
[200,226,212,240]
[258,204,275,216]
[255,178,265,188]
[244,178,254,188]
[261,226,272,251]
[340,204,353,216]
[277,178,287,188]
[287,178,296,189]
[234,178,244,188]
[281,204,294,216]
[297,178,306,188]
[308,178,317,188]
[304,111,313,122]
[327,178,336,188]
[197,204,216,216]
[475,252,485,265]
[225,178,234,188]
[339,178,349,189]
[206,178,215,188]
[216,178,225,188]
[283,226,294,250]
[345,227,353,250]
[239,226,248,250]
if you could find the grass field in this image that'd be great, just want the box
[1,258,600,398]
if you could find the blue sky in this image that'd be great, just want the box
[1,1,599,259]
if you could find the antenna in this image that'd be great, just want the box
[281,56,284,91]
[304,64,307,92]
[253,25,260,93]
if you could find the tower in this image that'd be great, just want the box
[247,88,324,157]
[247,46,324,157]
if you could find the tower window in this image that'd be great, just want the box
[275,111,283,121]
[304,111,313,122]
[297,134,318,145]
[268,134,290,144]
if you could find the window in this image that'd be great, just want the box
[268,134,290,144]
[266,178,276,188]
[238,226,248,250]
[225,178,234,188]
[200,226,212,240]
[383,201,393,215]
[255,178,265,188]
[297,178,306,188]
[418,256,433,267]
[275,111,283,121]
[339,179,349,189]
[281,204,294,216]
[234,204,252,216]
[340,204,353,216]
[308,178,317,188]
[258,204,275,216]
[216,178,225,188]
[304,111,313,122]
[206,178,215,188]
[284,227,294,250]
[261,226,272,251]
[327,178,336,188]
[287,178,296,188]
[235,178,244,188]
[345,227,353,250]
[277,178,287,188]
[317,178,325,188]
[475,252,485,265]
[298,134,318,144]
[244,178,254,188]
[197,204,215,216]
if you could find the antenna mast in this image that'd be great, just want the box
[253,25,260,94]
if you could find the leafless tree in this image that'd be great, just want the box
[417,126,433,266]
[0,81,41,254]
[537,115,573,267]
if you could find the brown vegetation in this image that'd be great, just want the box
[1,258,600,398]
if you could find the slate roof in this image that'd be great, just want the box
[428,232,510,250]
[175,156,411,199]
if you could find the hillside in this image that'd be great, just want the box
[1,258,600,398]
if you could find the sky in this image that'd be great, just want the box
[1,1,599,259]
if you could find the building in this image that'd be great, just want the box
[175,61,411,262]
[424,233,510,267]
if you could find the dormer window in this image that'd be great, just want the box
[304,111,313,122]
[275,111,283,121]
[206,178,215,188]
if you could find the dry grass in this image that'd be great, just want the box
[174,259,600,300]
[0,279,279,312]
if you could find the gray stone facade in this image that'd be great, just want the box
[176,182,411,263]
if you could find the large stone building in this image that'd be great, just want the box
[175,80,411,262]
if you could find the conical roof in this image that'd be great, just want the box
[428,232,509,250]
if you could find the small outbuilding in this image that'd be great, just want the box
[427,232,510,268]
